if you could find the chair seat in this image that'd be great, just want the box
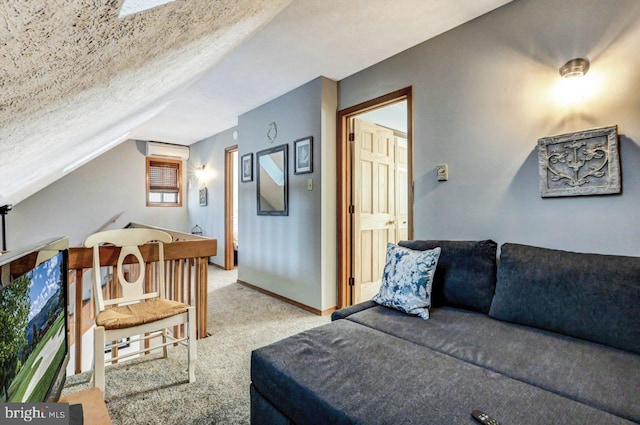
[96,299,190,330]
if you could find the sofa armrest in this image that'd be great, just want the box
[331,300,378,321]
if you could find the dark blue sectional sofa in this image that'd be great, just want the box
[250,241,640,424]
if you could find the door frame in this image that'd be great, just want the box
[336,87,414,308]
[224,145,238,270]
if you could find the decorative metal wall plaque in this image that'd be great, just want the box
[537,125,620,198]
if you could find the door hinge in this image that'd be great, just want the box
[348,277,355,286]
[348,205,355,214]
[348,132,355,142]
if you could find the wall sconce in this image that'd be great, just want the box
[555,57,595,105]
[195,164,206,181]
[193,163,217,185]
[559,58,590,78]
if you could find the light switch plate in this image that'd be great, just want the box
[307,178,313,191]
[436,164,448,181]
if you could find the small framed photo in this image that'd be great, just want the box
[241,153,253,182]
[199,187,207,206]
[294,136,313,174]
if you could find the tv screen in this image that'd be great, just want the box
[0,237,69,403]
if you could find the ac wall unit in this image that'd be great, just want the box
[146,141,190,160]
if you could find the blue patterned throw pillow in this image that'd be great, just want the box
[373,244,441,319]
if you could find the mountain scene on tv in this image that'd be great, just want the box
[0,252,66,402]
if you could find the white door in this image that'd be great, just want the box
[352,118,398,303]
[395,136,409,242]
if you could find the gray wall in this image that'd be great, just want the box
[339,0,640,256]
[187,78,337,311]
[235,77,337,311]
[8,140,189,248]
[187,127,237,266]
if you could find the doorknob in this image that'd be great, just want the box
[388,220,396,225]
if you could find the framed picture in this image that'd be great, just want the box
[199,186,207,206]
[241,153,253,183]
[294,136,313,174]
[537,125,620,198]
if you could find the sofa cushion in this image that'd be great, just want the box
[489,243,640,354]
[344,305,640,423]
[251,319,638,425]
[399,239,497,312]
[372,244,440,319]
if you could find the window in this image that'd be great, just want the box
[146,157,182,206]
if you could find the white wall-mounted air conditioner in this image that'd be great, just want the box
[145,141,190,160]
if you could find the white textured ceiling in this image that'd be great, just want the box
[0,0,511,206]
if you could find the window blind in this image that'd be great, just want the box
[149,160,179,193]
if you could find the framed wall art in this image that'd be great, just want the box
[537,125,620,198]
[199,186,207,206]
[294,136,313,174]
[241,153,253,183]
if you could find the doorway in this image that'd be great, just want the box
[337,87,413,308]
[224,146,238,270]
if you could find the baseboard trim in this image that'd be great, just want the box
[237,280,336,316]
[209,261,237,271]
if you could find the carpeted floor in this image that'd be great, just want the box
[62,266,331,424]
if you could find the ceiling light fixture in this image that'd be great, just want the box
[559,58,590,78]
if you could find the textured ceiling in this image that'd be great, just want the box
[0,0,511,206]
[0,0,291,205]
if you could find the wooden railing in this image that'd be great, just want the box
[67,224,216,374]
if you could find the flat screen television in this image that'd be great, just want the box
[0,237,69,403]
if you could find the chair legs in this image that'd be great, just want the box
[93,326,106,393]
[187,307,197,383]
[162,329,168,358]
[92,312,196,393]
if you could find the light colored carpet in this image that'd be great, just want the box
[62,267,331,424]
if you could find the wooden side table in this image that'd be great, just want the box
[60,387,112,425]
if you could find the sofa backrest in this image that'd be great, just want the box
[490,243,640,354]
[398,240,497,313]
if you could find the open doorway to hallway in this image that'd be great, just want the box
[337,87,414,308]
[224,146,239,270]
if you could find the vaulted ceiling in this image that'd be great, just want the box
[0,0,511,206]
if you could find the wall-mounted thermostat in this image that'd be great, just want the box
[436,164,448,181]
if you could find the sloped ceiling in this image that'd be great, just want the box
[0,0,511,206]
[0,0,292,206]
